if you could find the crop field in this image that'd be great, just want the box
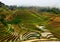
[0,2,60,42]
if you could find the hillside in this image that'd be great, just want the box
[0,2,60,41]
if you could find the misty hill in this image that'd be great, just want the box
[0,2,60,41]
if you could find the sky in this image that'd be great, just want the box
[0,0,60,8]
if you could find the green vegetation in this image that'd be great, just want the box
[0,2,60,41]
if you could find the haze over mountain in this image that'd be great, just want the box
[0,0,60,8]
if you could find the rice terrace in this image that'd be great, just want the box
[0,1,60,42]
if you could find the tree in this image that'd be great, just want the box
[8,18,21,28]
[8,18,21,24]
[0,14,7,26]
[0,2,5,7]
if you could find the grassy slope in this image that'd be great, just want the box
[6,10,60,40]
[6,10,44,35]
[41,12,60,40]
[0,8,60,40]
